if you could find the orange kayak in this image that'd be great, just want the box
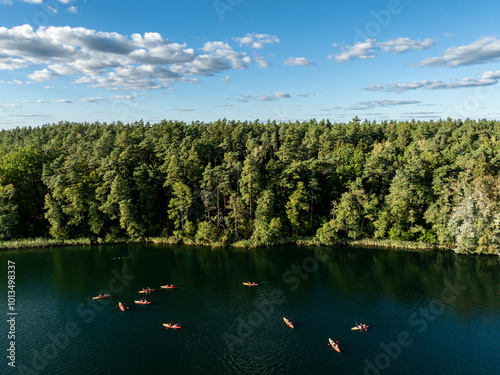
[118,302,128,311]
[351,324,369,331]
[161,285,178,289]
[92,294,111,300]
[139,288,156,294]
[242,282,259,286]
[134,300,151,305]
[283,317,294,329]
[329,338,340,353]
[163,323,181,329]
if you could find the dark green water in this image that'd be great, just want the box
[1,244,500,375]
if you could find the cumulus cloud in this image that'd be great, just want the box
[331,39,376,62]
[254,55,271,68]
[283,57,314,66]
[416,36,500,67]
[233,33,279,49]
[330,37,434,62]
[0,54,30,70]
[377,37,434,54]
[67,6,77,13]
[27,68,59,82]
[0,25,258,90]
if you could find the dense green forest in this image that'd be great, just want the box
[0,118,499,255]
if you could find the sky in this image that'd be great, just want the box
[1,0,500,129]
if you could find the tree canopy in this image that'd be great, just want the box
[1,118,499,255]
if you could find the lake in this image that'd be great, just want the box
[1,244,499,374]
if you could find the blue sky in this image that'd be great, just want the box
[1,0,500,129]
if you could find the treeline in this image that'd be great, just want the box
[0,118,499,255]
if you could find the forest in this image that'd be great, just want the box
[0,117,499,255]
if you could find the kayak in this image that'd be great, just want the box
[283,317,294,329]
[139,289,156,293]
[163,323,181,329]
[118,302,128,311]
[134,300,151,305]
[161,285,178,289]
[242,282,259,286]
[351,324,369,331]
[328,338,340,353]
[92,294,111,300]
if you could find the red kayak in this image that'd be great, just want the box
[163,323,181,329]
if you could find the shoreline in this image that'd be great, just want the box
[0,236,457,253]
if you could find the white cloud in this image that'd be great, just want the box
[331,37,434,62]
[416,36,500,67]
[22,99,48,103]
[109,95,136,101]
[331,39,376,62]
[27,68,59,82]
[254,55,271,68]
[0,25,257,90]
[258,95,275,102]
[79,97,105,103]
[363,70,500,92]
[378,37,434,54]
[222,75,230,82]
[233,33,279,49]
[0,79,23,85]
[0,54,30,70]
[283,57,314,66]
[7,114,49,117]
[0,102,19,108]
[200,41,251,70]
[67,6,77,13]
[273,92,290,99]
[22,99,72,103]
[236,92,290,103]
[349,99,421,110]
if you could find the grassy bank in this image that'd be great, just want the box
[344,238,455,251]
[0,235,453,252]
